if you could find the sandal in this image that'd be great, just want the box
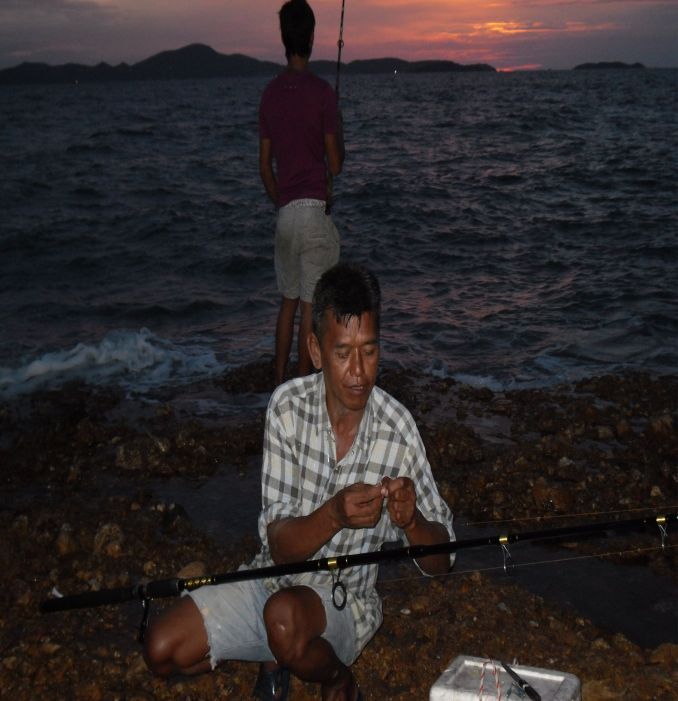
[252,664,290,701]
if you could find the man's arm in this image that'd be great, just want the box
[325,110,345,176]
[259,137,278,205]
[383,476,451,576]
[267,482,384,565]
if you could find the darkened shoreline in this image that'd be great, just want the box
[1,365,676,699]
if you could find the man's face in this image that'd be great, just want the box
[309,310,380,417]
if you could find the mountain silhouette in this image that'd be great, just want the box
[0,43,495,86]
[573,61,645,70]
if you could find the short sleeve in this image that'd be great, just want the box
[257,401,303,551]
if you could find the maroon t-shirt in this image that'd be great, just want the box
[259,70,339,208]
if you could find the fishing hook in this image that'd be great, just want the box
[137,597,151,643]
[499,536,514,574]
[656,515,668,549]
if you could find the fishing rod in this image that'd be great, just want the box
[334,0,347,97]
[326,0,347,215]
[41,512,674,623]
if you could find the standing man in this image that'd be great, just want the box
[259,0,345,386]
[143,262,455,701]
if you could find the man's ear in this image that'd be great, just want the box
[308,332,322,370]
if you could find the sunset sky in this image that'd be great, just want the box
[0,0,676,71]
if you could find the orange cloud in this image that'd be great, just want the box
[475,19,620,35]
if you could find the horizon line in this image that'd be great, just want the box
[1,43,674,73]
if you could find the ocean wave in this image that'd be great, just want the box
[0,329,225,398]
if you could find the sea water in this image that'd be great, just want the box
[1,69,676,397]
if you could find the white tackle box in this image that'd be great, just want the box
[430,655,581,701]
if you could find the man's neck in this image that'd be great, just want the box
[330,408,364,464]
[287,54,310,73]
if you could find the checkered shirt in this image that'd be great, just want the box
[248,371,455,655]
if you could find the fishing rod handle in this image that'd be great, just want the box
[40,583,143,613]
[41,577,184,613]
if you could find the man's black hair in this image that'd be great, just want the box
[279,0,316,60]
[312,262,381,340]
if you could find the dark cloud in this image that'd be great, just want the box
[0,0,121,67]
[0,0,105,9]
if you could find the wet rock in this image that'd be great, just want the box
[115,443,144,471]
[514,455,530,471]
[56,523,77,556]
[41,641,61,655]
[2,656,18,671]
[76,682,103,701]
[615,418,632,438]
[531,477,575,512]
[67,465,81,483]
[143,560,158,577]
[177,561,207,578]
[12,514,29,536]
[581,679,617,700]
[11,578,33,606]
[649,642,678,666]
[648,413,673,437]
[596,425,615,440]
[591,637,611,650]
[125,652,150,682]
[161,503,190,532]
[93,523,125,557]
[490,490,505,506]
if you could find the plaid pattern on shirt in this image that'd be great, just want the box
[248,372,455,655]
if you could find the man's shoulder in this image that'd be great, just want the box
[370,384,418,434]
[269,373,322,415]
[306,70,333,89]
[260,71,285,97]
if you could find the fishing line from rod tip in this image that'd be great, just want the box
[376,543,677,587]
[459,504,678,529]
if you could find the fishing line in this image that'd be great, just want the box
[334,0,347,97]
[40,510,675,640]
[325,0,346,215]
[459,504,678,529]
[377,543,677,587]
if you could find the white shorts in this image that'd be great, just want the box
[274,199,340,303]
[187,577,358,668]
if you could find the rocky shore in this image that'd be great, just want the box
[1,366,676,700]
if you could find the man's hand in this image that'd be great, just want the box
[381,476,417,531]
[330,483,385,530]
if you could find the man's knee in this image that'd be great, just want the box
[263,589,298,662]
[142,597,208,677]
[143,622,173,676]
[263,587,324,664]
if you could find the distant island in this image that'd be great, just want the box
[574,61,646,70]
[0,43,495,86]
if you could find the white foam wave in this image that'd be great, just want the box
[0,328,225,397]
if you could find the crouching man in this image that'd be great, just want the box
[143,262,455,701]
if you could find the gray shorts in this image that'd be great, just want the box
[274,199,340,303]
[187,577,357,668]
